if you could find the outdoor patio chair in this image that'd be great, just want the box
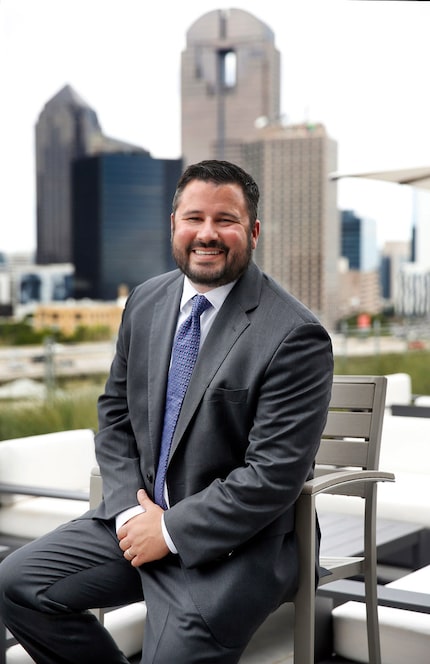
[294,374,394,663]
[90,374,394,663]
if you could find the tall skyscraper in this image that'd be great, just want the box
[72,153,182,300]
[181,10,340,328]
[381,241,410,303]
[181,8,281,166]
[35,85,144,265]
[341,210,378,271]
[244,123,339,327]
[338,210,381,316]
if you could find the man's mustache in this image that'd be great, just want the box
[189,241,228,252]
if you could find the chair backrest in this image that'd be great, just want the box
[315,375,387,496]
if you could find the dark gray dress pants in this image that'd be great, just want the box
[0,515,247,663]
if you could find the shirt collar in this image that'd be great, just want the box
[180,276,237,313]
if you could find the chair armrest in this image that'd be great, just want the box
[301,470,395,497]
[0,482,89,501]
[90,466,103,509]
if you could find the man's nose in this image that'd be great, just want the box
[196,218,219,242]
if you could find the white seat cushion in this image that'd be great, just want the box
[332,565,430,663]
[0,496,87,538]
[0,429,95,537]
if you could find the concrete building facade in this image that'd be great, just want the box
[243,123,339,328]
[33,301,123,337]
[381,241,410,304]
[181,8,281,166]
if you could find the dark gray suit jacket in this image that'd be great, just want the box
[94,261,333,647]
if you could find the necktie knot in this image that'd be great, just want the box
[191,294,211,319]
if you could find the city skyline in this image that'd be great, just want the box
[2,0,430,253]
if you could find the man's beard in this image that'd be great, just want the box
[171,235,253,288]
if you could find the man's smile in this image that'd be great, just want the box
[193,249,224,255]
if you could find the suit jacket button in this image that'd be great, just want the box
[146,473,154,483]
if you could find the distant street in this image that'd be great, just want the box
[0,334,426,386]
[0,341,115,384]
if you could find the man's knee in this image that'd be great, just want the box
[0,547,40,612]
[0,554,34,630]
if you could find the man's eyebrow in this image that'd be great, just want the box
[182,208,203,215]
[181,208,241,220]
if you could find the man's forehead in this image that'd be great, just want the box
[179,179,244,202]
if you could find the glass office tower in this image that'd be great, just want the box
[72,153,182,300]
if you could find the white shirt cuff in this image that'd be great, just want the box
[115,506,145,534]
[162,513,178,554]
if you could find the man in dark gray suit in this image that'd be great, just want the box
[0,160,333,663]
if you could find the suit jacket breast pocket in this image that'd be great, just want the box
[204,387,248,404]
[202,388,250,453]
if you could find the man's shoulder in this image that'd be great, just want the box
[259,270,325,328]
[128,269,183,302]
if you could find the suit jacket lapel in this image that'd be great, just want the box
[147,275,183,462]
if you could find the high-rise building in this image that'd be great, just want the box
[72,152,182,300]
[396,263,430,317]
[338,210,381,316]
[243,123,339,327]
[380,241,410,303]
[181,10,340,328]
[341,210,378,272]
[181,8,281,166]
[35,85,145,265]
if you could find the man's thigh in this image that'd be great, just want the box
[0,514,143,613]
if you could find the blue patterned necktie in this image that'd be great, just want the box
[154,294,212,508]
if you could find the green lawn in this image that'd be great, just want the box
[0,385,101,441]
[334,350,430,397]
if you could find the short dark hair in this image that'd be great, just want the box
[172,160,259,228]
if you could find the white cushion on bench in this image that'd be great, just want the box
[104,601,146,657]
[0,496,87,539]
[0,429,96,538]
[385,373,411,407]
[0,429,96,493]
[332,565,430,663]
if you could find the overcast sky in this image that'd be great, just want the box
[1,0,430,253]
